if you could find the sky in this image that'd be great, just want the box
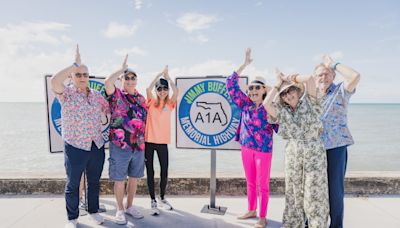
[0,0,399,103]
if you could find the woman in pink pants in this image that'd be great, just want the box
[226,48,278,228]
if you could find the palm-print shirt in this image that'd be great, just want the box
[226,71,278,153]
[107,88,147,152]
[321,82,355,149]
[57,85,109,151]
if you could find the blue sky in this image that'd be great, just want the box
[0,0,399,102]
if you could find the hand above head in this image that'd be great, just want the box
[75,44,81,66]
[244,48,253,66]
[323,54,334,68]
[236,48,253,75]
[274,68,284,86]
[122,54,128,71]
[163,65,170,80]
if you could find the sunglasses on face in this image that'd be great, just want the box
[157,87,169,92]
[75,73,89,78]
[280,86,297,98]
[248,85,262,91]
[124,75,137,81]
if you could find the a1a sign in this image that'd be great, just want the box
[176,76,247,150]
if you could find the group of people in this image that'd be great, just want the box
[229,48,360,228]
[53,45,360,228]
[51,46,178,228]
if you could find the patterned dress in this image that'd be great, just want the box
[270,94,329,228]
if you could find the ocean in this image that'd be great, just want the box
[0,102,399,178]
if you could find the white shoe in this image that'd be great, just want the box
[126,206,144,219]
[65,219,78,228]
[89,213,104,225]
[150,199,160,216]
[114,210,127,225]
[159,198,173,210]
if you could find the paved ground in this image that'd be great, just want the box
[0,195,399,228]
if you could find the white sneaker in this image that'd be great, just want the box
[126,206,144,219]
[159,198,173,210]
[89,213,104,225]
[114,210,127,225]
[65,219,78,228]
[150,199,160,216]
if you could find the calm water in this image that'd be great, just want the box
[0,102,399,178]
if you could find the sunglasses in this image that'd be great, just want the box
[124,75,137,81]
[75,73,89,78]
[157,87,169,92]
[248,85,262,91]
[280,86,297,98]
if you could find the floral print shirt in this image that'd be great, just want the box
[107,88,147,152]
[226,71,278,153]
[57,85,109,151]
[321,82,355,150]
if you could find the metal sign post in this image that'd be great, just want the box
[201,149,227,215]
[176,76,248,216]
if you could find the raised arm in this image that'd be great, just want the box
[105,54,128,96]
[263,69,283,119]
[226,48,253,109]
[51,45,80,94]
[281,73,317,98]
[236,48,253,76]
[146,66,165,100]
[163,66,179,103]
[323,55,360,92]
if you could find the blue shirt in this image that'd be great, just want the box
[320,82,355,150]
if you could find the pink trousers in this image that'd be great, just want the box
[241,146,273,218]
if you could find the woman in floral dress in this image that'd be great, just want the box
[264,70,329,228]
[226,48,278,228]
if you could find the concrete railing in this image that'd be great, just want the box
[1,176,399,195]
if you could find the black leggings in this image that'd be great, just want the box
[145,142,169,200]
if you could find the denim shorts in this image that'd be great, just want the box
[108,143,144,181]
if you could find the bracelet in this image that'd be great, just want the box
[332,62,340,71]
[73,62,79,67]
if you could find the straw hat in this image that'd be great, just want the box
[276,80,305,101]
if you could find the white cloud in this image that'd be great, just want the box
[103,21,140,38]
[167,59,270,82]
[0,21,71,53]
[189,34,209,43]
[255,1,263,6]
[176,12,218,33]
[0,21,74,102]
[114,46,148,56]
[134,0,143,10]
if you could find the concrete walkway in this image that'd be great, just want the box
[0,195,399,228]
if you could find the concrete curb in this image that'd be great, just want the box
[1,176,399,195]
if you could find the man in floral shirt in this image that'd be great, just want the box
[316,55,360,228]
[51,46,109,228]
[104,55,147,224]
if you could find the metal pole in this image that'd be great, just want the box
[84,170,88,211]
[210,149,216,208]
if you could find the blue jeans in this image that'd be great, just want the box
[64,142,105,220]
[327,146,348,228]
